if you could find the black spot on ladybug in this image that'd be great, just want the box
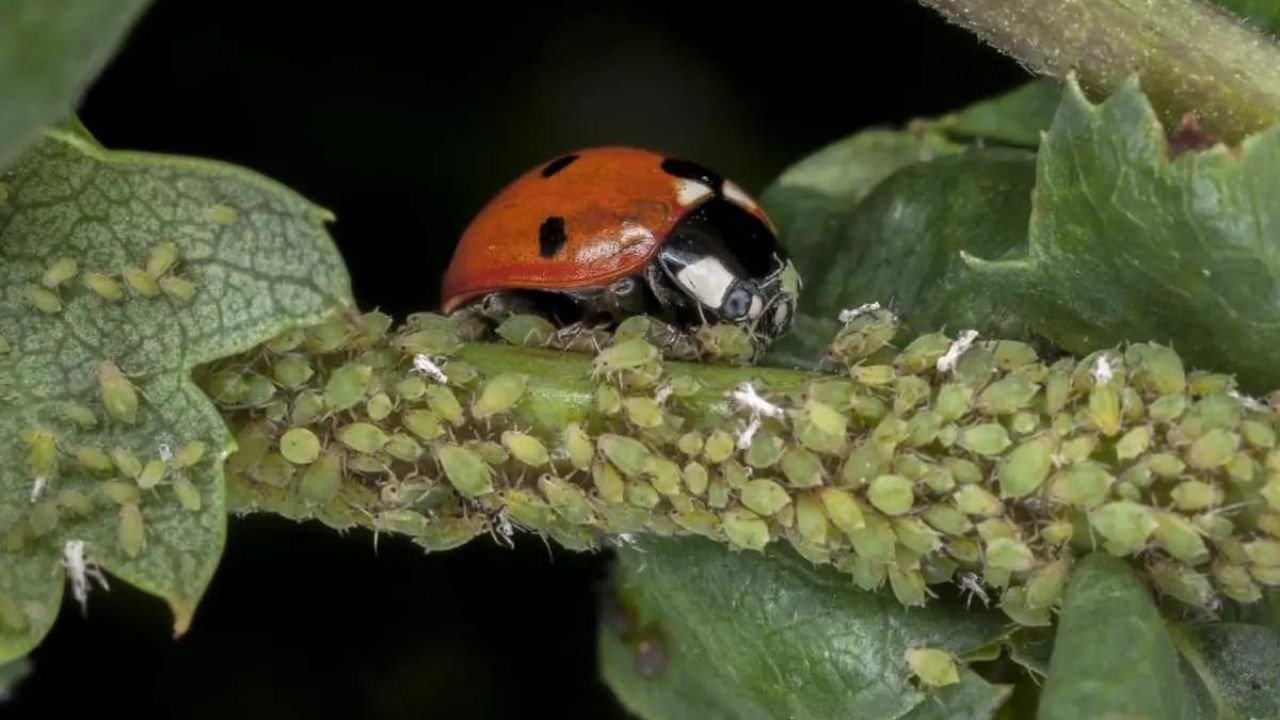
[539,216,568,258]
[541,154,579,178]
[661,158,723,193]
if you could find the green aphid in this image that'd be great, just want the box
[415,517,488,553]
[436,444,493,496]
[984,566,1012,590]
[1144,452,1185,478]
[893,375,931,415]
[361,392,392,422]
[934,383,973,422]
[1149,560,1215,608]
[1256,512,1280,538]
[1130,344,1185,394]
[814,487,863,535]
[25,283,62,314]
[204,202,239,224]
[692,430,730,466]
[101,480,141,506]
[945,457,984,485]
[165,476,200,512]
[745,431,784,468]
[1213,562,1262,603]
[496,314,557,346]
[953,485,1003,517]
[923,466,956,493]
[324,363,372,411]
[893,333,951,374]
[695,324,755,363]
[299,452,342,504]
[959,423,1010,456]
[83,271,125,302]
[264,327,305,354]
[108,447,142,479]
[1192,393,1243,431]
[118,503,145,558]
[137,459,166,490]
[1040,365,1071,416]
[776,447,822,488]
[539,475,596,524]
[159,275,196,301]
[791,492,828,546]
[702,474,730,508]
[923,505,973,536]
[613,315,653,343]
[1115,425,1152,462]
[666,374,702,398]
[849,392,888,422]
[403,409,445,441]
[838,441,880,488]
[905,647,960,688]
[142,241,179,278]
[674,431,703,457]
[556,423,592,471]
[55,489,94,518]
[868,475,914,515]
[646,456,683,496]
[722,507,770,550]
[290,391,324,426]
[585,459,624,504]
[1226,452,1257,485]
[850,364,894,388]
[872,416,910,451]
[985,537,1035,572]
[255,453,296,487]
[906,410,942,447]
[1025,558,1070,609]
[1251,564,1280,586]
[598,434,652,477]
[953,346,995,386]
[997,434,1054,498]
[675,463,705,497]
[1047,461,1114,507]
[21,428,58,478]
[1194,513,1235,542]
[1114,481,1142,501]
[719,461,749,491]
[593,337,660,375]
[598,503,650,536]
[827,307,897,363]
[472,372,527,420]
[624,396,665,429]
[1245,539,1280,567]
[1001,587,1052,627]
[1147,394,1187,424]
[794,403,848,456]
[1187,428,1238,470]
[202,371,247,405]
[977,375,1038,416]
[977,518,1018,541]
[377,509,431,537]
[594,383,622,416]
[280,428,322,464]
[887,565,927,607]
[242,372,276,407]
[504,489,555,531]
[338,422,388,454]
[894,517,942,555]
[1242,420,1276,449]
[1170,480,1222,511]
[1121,387,1145,424]
[465,440,509,465]
[42,257,78,289]
[1086,383,1122,437]
[843,555,884,591]
[384,433,423,463]
[666,508,717,539]
[1152,511,1209,564]
[1041,518,1074,545]
[626,478,661,509]
[272,356,314,389]
[301,316,352,354]
[993,340,1038,370]
[394,375,426,401]
[1263,478,1280,511]
[425,385,465,425]
[503,430,549,467]
[1089,501,1156,556]
[849,514,896,563]
[121,266,159,297]
[98,361,139,424]
[739,478,790,516]
[395,327,461,357]
[27,499,59,537]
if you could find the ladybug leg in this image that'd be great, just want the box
[639,264,704,361]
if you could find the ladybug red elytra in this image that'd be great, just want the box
[440,146,800,347]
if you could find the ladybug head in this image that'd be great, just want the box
[655,195,800,344]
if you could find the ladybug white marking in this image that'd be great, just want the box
[675,256,736,309]
[723,179,758,211]
[674,178,714,206]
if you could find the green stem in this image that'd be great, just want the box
[916,0,1280,142]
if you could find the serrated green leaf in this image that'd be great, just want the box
[1038,553,1192,719]
[0,130,353,661]
[0,1,152,170]
[967,75,1280,393]
[927,78,1063,148]
[599,536,1011,720]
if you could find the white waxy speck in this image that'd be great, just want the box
[413,353,449,384]
[158,443,173,463]
[1092,355,1114,384]
[675,178,714,206]
[937,330,979,374]
[736,415,762,451]
[838,302,883,324]
[731,382,784,419]
[654,384,673,404]
[64,539,109,615]
[30,476,47,504]
[957,572,989,608]
[1230,390,1268,412]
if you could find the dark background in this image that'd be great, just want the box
[9,1,1028,717]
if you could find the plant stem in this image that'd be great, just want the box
[916,0,1280,143]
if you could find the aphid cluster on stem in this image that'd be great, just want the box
[198,305,1280,625]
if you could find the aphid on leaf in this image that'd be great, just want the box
[42,258,78,289]
[146,241,180,278]
[98,361,140,424]
[159,275,196,302]
[25,284,62,314]
[83,272,125,302]
[118,504,145,558]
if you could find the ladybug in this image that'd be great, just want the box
[440,146,800,347]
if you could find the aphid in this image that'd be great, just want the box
[172,478,202,511]
[123,267,160,297]
[25,284,62,313]
[137,459,166,490]
[280,427,322,464]
[722,507,770,551]
[436,444,494,496]
[867,474,914,516]
[98,361,140,424]
[146,241,180,277]
[337,423,388,454]
[905,647,960,688]
[173,440,206,469]
[206,203,239,225]
[299,452,343,504]
[118,503,145,558]
[42,258,78,289]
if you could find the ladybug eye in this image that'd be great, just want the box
[723,287,753,320]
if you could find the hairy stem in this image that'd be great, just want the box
[916,0,1280,142]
